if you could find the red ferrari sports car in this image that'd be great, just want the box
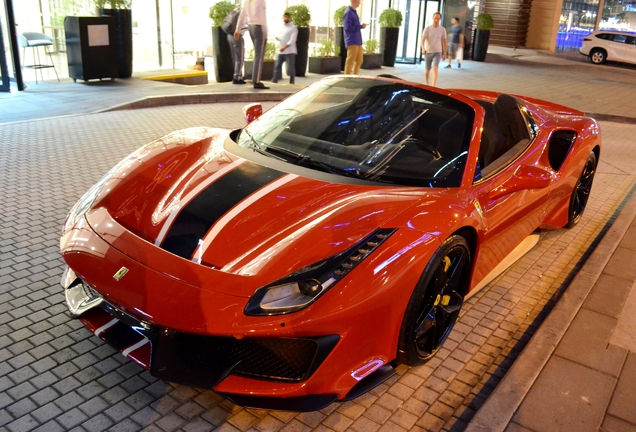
[60,76,600,411]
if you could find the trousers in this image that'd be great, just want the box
[248,25,266,84]
[272,53,296,84]
[227,34,244,80]
[345,44,363,74]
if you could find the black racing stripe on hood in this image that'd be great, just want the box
[161,161,285,259]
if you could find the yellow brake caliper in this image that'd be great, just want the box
[434,256,452,307]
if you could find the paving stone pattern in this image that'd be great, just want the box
[0,104,634,432]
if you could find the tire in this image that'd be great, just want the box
[397,235,472,366]
[590,49,606,65]
[566,151,597,228]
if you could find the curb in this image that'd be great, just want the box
[101,91,294,113]
[466,185,636,431]
[585,112,636,124]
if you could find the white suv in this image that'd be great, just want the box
[579,30,636,65]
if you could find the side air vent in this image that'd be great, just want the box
[548,130,577,171]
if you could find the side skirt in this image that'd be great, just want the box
[466,233,541,300]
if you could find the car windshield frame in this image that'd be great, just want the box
[236,77,475,188]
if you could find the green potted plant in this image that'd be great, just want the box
[244,42,277,81]
[472,12,494,62]
[361,39,381,69]
[333,5,347,71]
[378,8,403,67]
[285,4,311,77]
[94,0,133,78]
[209,1,235,82]
[308,41,341,74]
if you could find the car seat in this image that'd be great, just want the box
[493,94,530,152]
[322,89,416,146]
[436,113,467,160]
[475,100,505,169]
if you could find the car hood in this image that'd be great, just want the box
[88,127,425,293]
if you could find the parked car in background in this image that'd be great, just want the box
[580,30,636,65]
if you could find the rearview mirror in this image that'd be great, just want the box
[488,165,552,200]
[244,103,263,125]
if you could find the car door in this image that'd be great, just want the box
[470,159,553,288]
[623,36,636,65]
[608,34,628,61]
[467,102,553,288]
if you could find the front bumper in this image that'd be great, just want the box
[62,268,341,410]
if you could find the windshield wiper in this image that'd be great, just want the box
[266,145,358,177]
[241,129,285,161]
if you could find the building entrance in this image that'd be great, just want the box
[395,0,441,64]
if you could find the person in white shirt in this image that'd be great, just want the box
[235,0,269,89]
[272,13,298,84]
[421,12,447,87]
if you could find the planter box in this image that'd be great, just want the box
[361,53,382,69]
[380,27,399,67]
[334,27,346,71]
[211,26,233,82]
[98,8,133,78]
[472,29,490,62]
[244,60,274,81]
[296,27,310,77]
[308,57,341,75]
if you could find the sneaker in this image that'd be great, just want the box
[253,82,270,89]
[232,78,246,84]
[458,63,461,68]
[444,64,451,68]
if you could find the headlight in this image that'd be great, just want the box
[63,176,109,233]
[245,228,396,316]
[260,279,323,311]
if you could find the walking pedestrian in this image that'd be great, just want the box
[421,11,446,86]
[445,17,464,69]
[272,12,298,84]
[235,0,269,89]
[343,0,367,75]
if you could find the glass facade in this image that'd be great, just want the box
[9,0,418,72]
[557,0,600,51]
[0,0,10,91]
[599,0,636,32]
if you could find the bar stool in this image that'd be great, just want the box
[18,32,60,84]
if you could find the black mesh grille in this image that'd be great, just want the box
[176,334,319,382]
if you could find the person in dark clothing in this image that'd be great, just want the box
[445,17,464,69]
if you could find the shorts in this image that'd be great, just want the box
[449,42,459,56]
[425,52,442,70]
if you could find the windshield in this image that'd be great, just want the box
[236,77,475,187]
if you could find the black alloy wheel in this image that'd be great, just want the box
[590,49,606,65]
[397,235,471,365]
[566,151,597,228]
